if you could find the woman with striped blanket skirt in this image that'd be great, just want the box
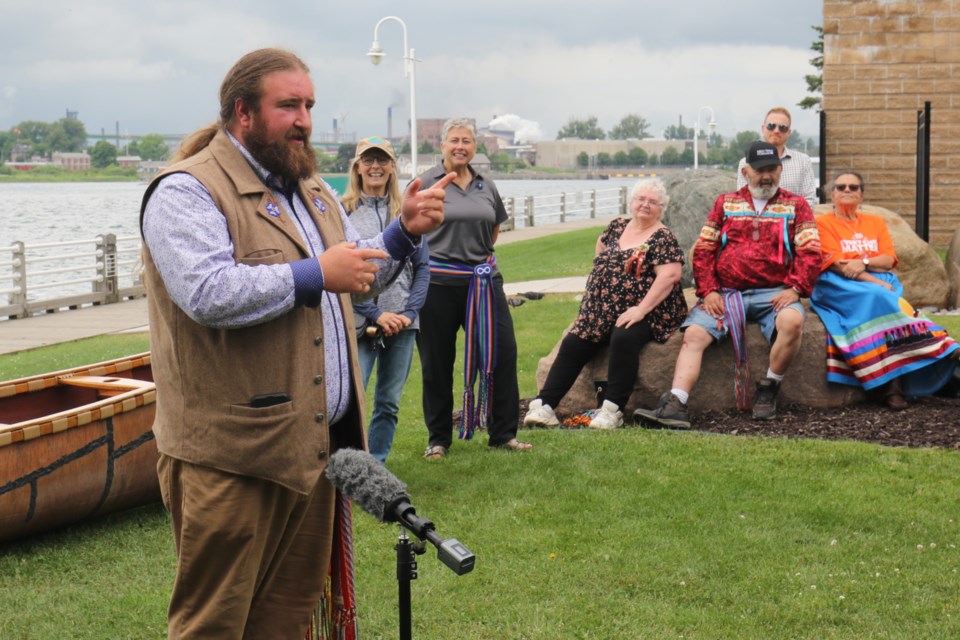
[809,171,959,410]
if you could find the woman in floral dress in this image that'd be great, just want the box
[523,177,688,429]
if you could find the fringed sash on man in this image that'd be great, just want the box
[429,255,498,439]
[308,491,358,640]
[722,289,752,409]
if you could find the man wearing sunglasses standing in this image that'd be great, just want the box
[736,106,818,209]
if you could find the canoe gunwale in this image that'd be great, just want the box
[0,352,155,448]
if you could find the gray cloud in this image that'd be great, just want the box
[0,0,823,141]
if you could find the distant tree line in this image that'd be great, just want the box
[557,114,653,141]
[563,114,816,168]
[0,118,88,161]
[0,118,170,168]
[574,131,772,169]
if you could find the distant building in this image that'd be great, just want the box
[471,153,491,173]
[477,134,503,155]
[416,117,480,149]
[116,155,142,169]
[138,160,167,177]
[416,118,447,148]
[52,152,91,171]
[498,144,537,164]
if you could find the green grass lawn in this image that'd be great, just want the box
[2,231,960,638]
[496,227,600,282]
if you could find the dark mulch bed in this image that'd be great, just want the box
[518,394,960,450]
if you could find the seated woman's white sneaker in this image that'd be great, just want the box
[589,400,623,430]
[523,399,560,427]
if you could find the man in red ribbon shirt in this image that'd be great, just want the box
[635,141,821,428]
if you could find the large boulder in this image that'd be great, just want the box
[659,170,735,288]
[535,290,865,417]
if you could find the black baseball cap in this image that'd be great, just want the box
[745,141,782,170]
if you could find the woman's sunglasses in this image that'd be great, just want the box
[360,156,392,167]
[834,184,861,192]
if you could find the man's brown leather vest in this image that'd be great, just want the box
[141,129,365,494]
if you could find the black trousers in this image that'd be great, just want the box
[538,321,654,411]
[417,278,519,447]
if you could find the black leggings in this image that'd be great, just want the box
[417,279,520,447]
[538,321,654,410]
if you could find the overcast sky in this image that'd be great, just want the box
[1,0,824,145]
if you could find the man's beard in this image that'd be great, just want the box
[748,182,778,200]
[245,118,317,181]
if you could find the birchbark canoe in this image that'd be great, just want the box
[0,352,159,543]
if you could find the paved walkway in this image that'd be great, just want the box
[0,216,610,356]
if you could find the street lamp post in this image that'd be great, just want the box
[367,16,418,179]
[693,106,717,170]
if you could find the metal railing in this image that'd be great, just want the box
[1,186,628,319]
[0,234,145,319]
[500,186,628,231]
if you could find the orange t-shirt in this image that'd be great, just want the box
[815,212,898,272]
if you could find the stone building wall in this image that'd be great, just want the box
[822,0,960,246]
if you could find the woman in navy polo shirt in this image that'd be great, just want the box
[416,117,532,459]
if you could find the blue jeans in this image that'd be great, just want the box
[358,329,417,463]
[682,287,805,342]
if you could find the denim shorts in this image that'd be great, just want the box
[681,287,805,343]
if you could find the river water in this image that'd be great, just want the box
[0,177,638,246]
[0,177,637,303]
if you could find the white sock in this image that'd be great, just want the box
[766,369,784,382]
[670,388,690,404]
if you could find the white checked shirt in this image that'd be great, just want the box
[737,146,818,209]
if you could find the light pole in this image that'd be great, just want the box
[693,106,717,170]
[367,16,418,178]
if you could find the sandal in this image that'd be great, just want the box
[492,438,532,452]
[423,444,448,460]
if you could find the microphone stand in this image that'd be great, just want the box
[388,500,475,638]
[395,532,426,640]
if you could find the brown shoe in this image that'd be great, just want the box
[884,378,908,411]
[885,393,908,411]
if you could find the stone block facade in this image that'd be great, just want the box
[823,0,960,246]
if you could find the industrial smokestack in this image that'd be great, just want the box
[387,106,393,140]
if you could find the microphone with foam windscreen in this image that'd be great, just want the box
[326,448,475,575]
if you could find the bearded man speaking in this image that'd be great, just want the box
[140,48,453,638]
